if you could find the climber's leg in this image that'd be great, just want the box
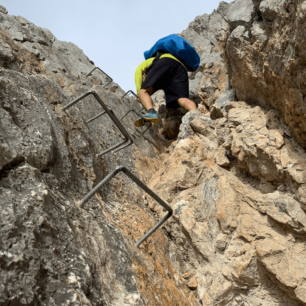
[177,97,197,111]
[138,87,154,110]
[134,86,160,127]
[135,58,174,126]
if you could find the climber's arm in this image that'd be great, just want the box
[135,58,154,95]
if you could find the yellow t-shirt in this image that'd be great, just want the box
[134,54,184,94]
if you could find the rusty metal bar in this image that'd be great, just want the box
[87,67,113,88]
[62,91,133,157]
[77,166,173,247]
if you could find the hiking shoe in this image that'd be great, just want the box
[134,113,160,127]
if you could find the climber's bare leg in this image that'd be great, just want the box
[177,97,197,111]
[138,87,154,111]
[134,86,160,127]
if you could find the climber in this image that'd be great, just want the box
[134,34,200,128]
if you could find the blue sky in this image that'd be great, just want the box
[1,0,221,92]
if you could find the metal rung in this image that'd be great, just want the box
[121,109,142,121]
[62,91,133,157]
[141,122,152,136]
[87,67,113,88]
[138,106,146,114]
[122,90,137,99]
[136,107,153,135]
[77,166,173,247]
[86,110,106,123]
[121,91,153,136]
[121,108,152,136]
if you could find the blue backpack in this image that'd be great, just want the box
[144,34,200,72]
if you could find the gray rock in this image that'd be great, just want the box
[0,13,51,45]
[226,0,255,30]
[158,104,186,139]
[217,1,232,17]
[259,0,285,21]
[252,0,264,11]
[189,72,202,104]
[211,89,236,119]
[188,14,210,35]
[226,26,248,63]
[243,30,251,40]
[215,233,229,250]
[0,10,173,305]
[1,2,305,305]
[200,79,216,96]
[42,28,56,44]
[179,110,213,139]
[0,76,55,171]
[251,22,268,43]
[199,50,221,68]
[181,28,212,55]
[0,5,8,14]
[215,90,236,108]
[0,36,14,66]
[16,15,30,26]
[208,11,230,38]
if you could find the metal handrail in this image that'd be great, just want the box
[62,91,133,157]
[77,165,173,247]
[87,67,113,88]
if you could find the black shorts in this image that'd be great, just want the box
[141,57,189,109]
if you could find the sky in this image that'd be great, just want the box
[1,0,221,92]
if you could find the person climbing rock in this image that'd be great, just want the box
[134,34,200,128]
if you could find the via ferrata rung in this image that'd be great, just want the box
[62,90,133,157]
[121,90,152,136]
[77,165,173,247]
[87,67,113,88]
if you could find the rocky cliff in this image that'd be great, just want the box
[1,1,306,305]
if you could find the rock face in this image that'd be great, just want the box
[226,0,306,147]
[0,7,195,306]
[1,1,306,306]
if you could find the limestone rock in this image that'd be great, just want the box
[0,5,8,14]
[215,148,230,167]
[182,272,192,279]
[158,104,186,139]
[226,0,306,148]
[179,110,212,139]
[187,276,198,290]
[216,233,228,250]
[260,0,285,21]
[0,8,196,306]
[225,0,255,30]
[2,1,306,306]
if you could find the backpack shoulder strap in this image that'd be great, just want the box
[152,50,164,64]
[146,50,166,75]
